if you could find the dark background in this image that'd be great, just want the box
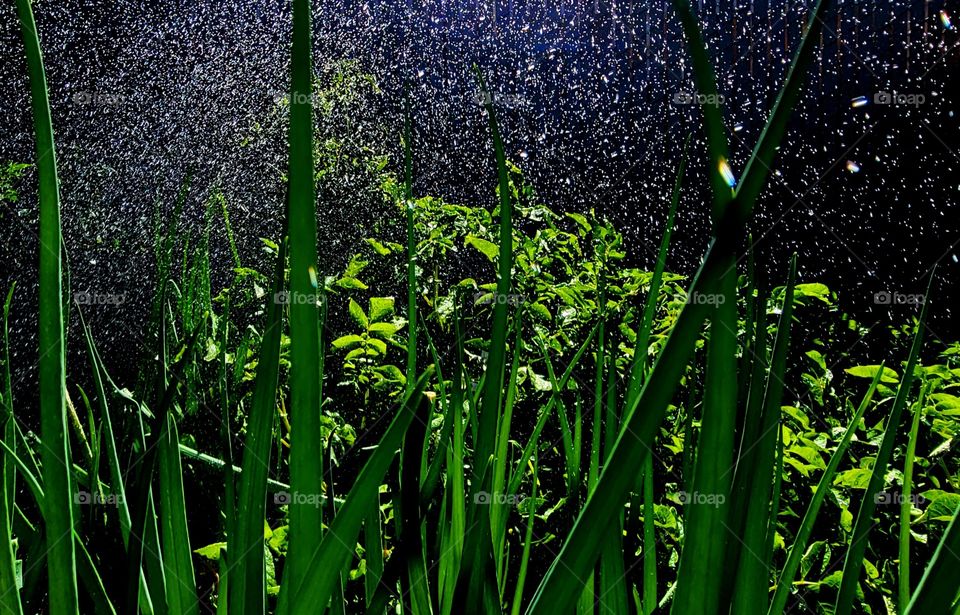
[2,0,958,400]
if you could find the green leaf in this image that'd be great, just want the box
[349,298,368,329]
[332,335,365,350]
[369,297,395,323]
[845,365,899,384]
[465,235,499,261]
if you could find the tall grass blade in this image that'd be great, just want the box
[288,371,432,611]
[905,504,960,613]
[157,415,198,614]
[403,85,417,392]
[730,256,797,614]
[280,0,325,609]
[455,64,516,615]
[899,381,929,613]
[672,252,738,614]
[231,237,287,615]
[0,284,21,615]
[835,271,934,615]
[13,2,78,611]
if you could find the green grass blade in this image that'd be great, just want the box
[287,371,432,611]
[730,257,798,615]
[454,65,516,615]
[835,272,934,615]
[525,243,722,614]
[157,413,198,615]
[0,283,21,615]
[509,454,538,615]
[230,237,287,615]
[13,2,77,611]
[507,322,599,496]
[671,252,738,614]
[279,0,325,609]
[641,456,656,615]
[669,0,730,220]
[905,504,960,613]
[396,371,433,615]
[900,381,929,613]
[403,85,417,393]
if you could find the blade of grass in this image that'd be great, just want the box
[396,372,434,615]
[157,414,198,614]
[509,453,538,615]
[279,0,325,610]
[455,64,516,615]
[835,271,934,615]
[899,381,930,613]
[287,370,432,611]
[671,251,738,614]
[905,504,960,613]
[230,236,287,615]
[403,84,417,392]
[641,455,656,615]
[730,256,797,615]
[79,313,155,614]
[13,1,77,611]
[0,284,21,615]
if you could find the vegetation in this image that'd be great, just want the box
[4,0,960,613]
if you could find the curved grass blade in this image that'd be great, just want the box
[230,237,287,615]
[905,504,960,613]
[766,363,884,613]
[396,373,434,615]
[287,370,433,611]
[13,1,78,611]
[509,453,538,615]
[454,64,517,615]
[835,271,934,615]
[525,243,723,614]
[403,84,417,392]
